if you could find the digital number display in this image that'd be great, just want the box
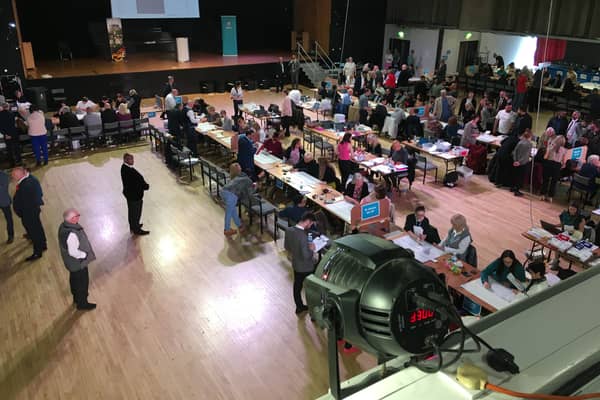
[409,309,435,324]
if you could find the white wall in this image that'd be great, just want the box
[382,24,439,75]
[440,30,481,74]
[479,32,536,69]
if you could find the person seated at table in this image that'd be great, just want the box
[233,117,250,134]
[206,106,221,124]
[384,70,397,89]
[480,249,526,290]
[366,134,382,156]
[296,152,319,178]
[219,110,233,131]
[344,172,370,205]
[559,203,584,233]
[460,116,480,147]
[193,98,209,116]
[382,87,395,106]
[524,261,561,295]
[100,102,117,125]
[404,205,432,242]
[318,158,340,189]
[58,105,80,129]
[579,154,600,197]
[279,195,311,225]
[368,103,388,130]
[260,131,284,158]
[76,96,96,113]
[438,214,472,260]
[284,138,305,166]
[82,106,101,128]
[360,183,395,223]
[443,116,460,143]
[390,140,409,164]
[116,103,132,121]
[405,107,424,138]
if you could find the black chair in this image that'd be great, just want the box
[119,119,135,141]
[199,158,212,187]
[52,128,70,152]
[568,173,593,208]
[170,145,200,181]
[245,193,278,240]
[214,167,229,197]
[103,121,120,143]
[415,154,438,184]
[68,126,86,150]
[58,41,73,61]
[86,124,103,148]
[302,128,315,153]
[134,118,150,139]
[314,136,334,159]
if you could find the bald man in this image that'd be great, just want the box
[58,208,96,310]
[11,167,46,261]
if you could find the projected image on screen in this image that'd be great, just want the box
[137,0,165,14]
[112,0,200,19]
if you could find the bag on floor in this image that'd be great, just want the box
[443,171,459,187]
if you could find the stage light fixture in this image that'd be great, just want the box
[465,32,473,40]
[397,31,405,39]
[8,22,16,29]
[306,234,453,399]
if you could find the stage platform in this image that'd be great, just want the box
[24,50,297,108]
[29,50,289,79]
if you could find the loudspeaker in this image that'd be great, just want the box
[25,86,48,112]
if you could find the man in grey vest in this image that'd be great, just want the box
[284,212,316,314]
[58,208,97,310]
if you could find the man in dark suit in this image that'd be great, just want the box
[11,167,46,260]
[284,212,316,314]
[0,102,21,167]
[120,153,150,235]
[275,57,286,93]
[0,170,14,244]
[161,75,176,98]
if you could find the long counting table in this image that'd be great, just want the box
[402,141,466,175]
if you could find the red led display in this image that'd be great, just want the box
[409,309,435,324]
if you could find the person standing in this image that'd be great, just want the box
[0,102,21,167]
[27,105,49,166]
[566,110,582,148]
[230,82,244,120]
[343,57,356,85]
[165,88,179,112]
[120,153,150,235]
[0,170,14,244]
[58,208,97,310]
[162,75,176,99]
[221,163,254,236]
[128,89,141,120]
[433,90,456,122]
[11,167,46,260]
[275,57,286,93]
[493,102,516,136]
[284,212,317,314]
[288,54,300,89]
[511,129,533,197]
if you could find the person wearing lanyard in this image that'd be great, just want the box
[404,205,431,241]
[230,82,244,119]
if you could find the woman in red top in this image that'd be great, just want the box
[261,131,284,158]
[514,71,528,111]
[384,71,396,89]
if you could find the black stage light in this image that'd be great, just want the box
[305,234,452,399]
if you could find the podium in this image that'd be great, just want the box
[176,37,190,62]
[350,200,391,238]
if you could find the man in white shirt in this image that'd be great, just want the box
[566,110,582,147]
[165,89,178,112]
[493,102,517,135]
[58,208,97,310]
[76,97,96,114]
[343,57,356,85]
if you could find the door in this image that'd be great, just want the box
[457,41,479,74]
[389,39,410,67]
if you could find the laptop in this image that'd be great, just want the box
[540,220,561,235]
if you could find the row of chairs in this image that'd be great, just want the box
[52,118,150,151]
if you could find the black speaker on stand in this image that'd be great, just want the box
[25,86,48,112]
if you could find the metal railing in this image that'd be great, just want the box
[314,41,337,73]
[296,42,322,81]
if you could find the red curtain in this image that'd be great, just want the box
[535,38,567,65]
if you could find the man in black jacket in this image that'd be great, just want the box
[120,153,150,235]
[11,167,47,260]
[0,102,21,166]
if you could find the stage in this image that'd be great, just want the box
[24,50,296,108]
[29,50,290,79]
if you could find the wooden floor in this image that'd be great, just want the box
[30,51,289,79]
[0,89,568,399]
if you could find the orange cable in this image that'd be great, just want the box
[486,383,600,400]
